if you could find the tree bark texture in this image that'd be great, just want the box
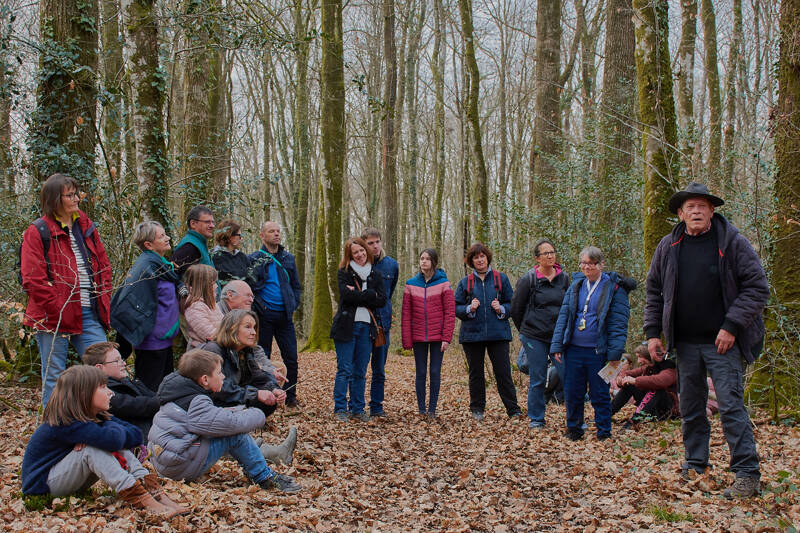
[722,0,743,191]
[381,0,398,256]
[0,21,13,197]
[432,0,445,252]
[676,0,697,177]
[302,182,334,352]
[101,0,123,182]
[701,0,722,184]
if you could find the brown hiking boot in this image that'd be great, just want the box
[118,480,179,517]
[723,476,760,499]
[141,473,188,515]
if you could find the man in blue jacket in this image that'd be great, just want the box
[362,228,399,417]
[248,222,303,408]
[644,182,768,499]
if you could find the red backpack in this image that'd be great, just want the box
[466,269,502,298]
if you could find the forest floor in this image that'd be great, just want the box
[0,350,799,532]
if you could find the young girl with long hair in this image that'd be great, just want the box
[21,366,185,516]
[183,264,224,348]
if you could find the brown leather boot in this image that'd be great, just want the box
[141,473,188,515]
[118,480,177,517]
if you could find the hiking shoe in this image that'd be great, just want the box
[370,411,387,418]
[334,411,349,422]
[680,467,704,482]
[565,430,583,441]
[509,411,524,419]
[723,477,760,499]
[351,412,370,422]
[427,412,437,420]
[597,433,612,441]
[259,473,301,493]
[529,422,545,430]
[471,411,484,422]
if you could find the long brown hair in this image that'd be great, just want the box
[216,309,259,349]
[184,264,218,309]
[339,237,372,269]
[43,366,110,425]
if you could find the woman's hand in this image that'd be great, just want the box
[554,352,562,363]
[469,298,480,312]
[441,341,449,352]
[491,298,502,314]
[73,443,86,452]
[272,388,287,406]
[257,389,277,405]
[346,285,355,291]
[274,369,288,385]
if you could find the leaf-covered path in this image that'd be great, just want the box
[1,350,799,531]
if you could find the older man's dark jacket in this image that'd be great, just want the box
[643,213,768,363]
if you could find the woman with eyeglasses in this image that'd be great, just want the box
[20,173,113,406]
[510,239,570,429]
[550,246,636,441]
[211,219,250,287]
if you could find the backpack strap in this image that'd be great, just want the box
[466,272,475,297]
[526,268,538,308]
[33,218,52,281]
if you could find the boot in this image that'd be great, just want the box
[141,473,188,515]
[259,426,297,465]
[118,480,177,517]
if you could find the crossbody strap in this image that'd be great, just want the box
[352,275,381,328]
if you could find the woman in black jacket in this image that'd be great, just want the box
[510,239,570,429]
[330,237,387,422]
[210,219,250,287]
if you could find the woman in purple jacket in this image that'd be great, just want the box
[401,249,456,418]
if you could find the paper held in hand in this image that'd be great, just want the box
[598,360,628,384]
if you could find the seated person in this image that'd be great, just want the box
[83,341,160,438]
[612,344,678,426]
[148,349,300,492]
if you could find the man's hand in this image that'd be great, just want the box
[715,329,736,354]
[553,352,562,363]
[73,443,86,452]
[272,388,287,406]
[648,338,665,361]
[257,389,277,405]
[491,298,502,314]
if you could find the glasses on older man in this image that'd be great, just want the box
[579,261,598,268]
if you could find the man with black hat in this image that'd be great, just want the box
[643,182,768,498]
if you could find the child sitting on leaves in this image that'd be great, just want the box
[21,366,185,517]
[148,349,300,493]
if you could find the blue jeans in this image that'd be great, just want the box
[257,307,299,403]
[333,321,372,414]
[676,342,760,478]
[36,306,107,406]
[369,331,389,415]
[522,335,563,426]
[413,342,444,414]
[200,433,274,484]
[563,345,611,437]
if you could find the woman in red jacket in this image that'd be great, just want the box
[20,173,112,405]
[401,248,455,418]
[612,344,679,427]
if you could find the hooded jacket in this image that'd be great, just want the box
[21,211,112,333]
[148,372,266,482]
[107,376,159,438]
[618,359,679,416]
[401,269,456,349]
[248,244,302,321]
[643,213,768,363]
[549,271,636,361]
[510,265,570,342]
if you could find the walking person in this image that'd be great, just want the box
[330,237,387,422]
[644,182,768,498]
[454,243,522,421]
[401,248,455,419]
[510,239,570,429]
[20,173,112,405]
[551,246,636,441]
[362,228,399,417]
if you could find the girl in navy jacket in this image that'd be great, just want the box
[21,366,184,516]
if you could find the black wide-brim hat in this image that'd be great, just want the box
[668,182,725,214]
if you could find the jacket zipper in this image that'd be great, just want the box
[424,281,428,341]
[482,278,489,337]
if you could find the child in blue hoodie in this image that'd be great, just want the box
[21,366,185,516]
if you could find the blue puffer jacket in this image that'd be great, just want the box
[549,271,636,361]
[373,255,399,332]
[248,245,302,321]
[454,268,514,343]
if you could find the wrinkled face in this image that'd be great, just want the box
[98,348,128,380]
[260,223,281,247]
[535,243,556,268]
[205,363,225,393]
[190,214,215,239]
[419,252,433,273]
[579,255,602,282]
[236,315,258,348]
[678,198,714,235]
[226,282,254,310]
[57,186,81,218]
[146,226,171,256]
[472,252,489,272]
[365,235,383,259]
[351,243,368,266]
[91,384,113,414]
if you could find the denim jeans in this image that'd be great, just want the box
[369,331,389,415]
[36,306,108,406]
[333,321,372,414]
[47,447,146,496]
[676,342,760,479]
[521,335,563,426]
[413,342,444,414]
[563,345,611,437]
[199,433,274,484]
[257,307,299,403]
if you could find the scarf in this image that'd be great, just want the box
[349,261,372,323]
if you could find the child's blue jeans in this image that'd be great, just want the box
[199,433,274,484]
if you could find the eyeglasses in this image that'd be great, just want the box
[537,251,556,257]
[61,192,81,200]
[232,233,242,237]
[102,359,126,366]
[195,218,215,225]
[579,261,598,268]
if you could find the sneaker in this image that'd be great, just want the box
[351,412,370,422]
[334,411,349,422]
[565,430,583,441]
[723,477,760,499]
[259,473,301,493]
[471,411,484,421]
[529,422,545,430]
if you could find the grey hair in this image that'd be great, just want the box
[220,283,238,300]
[579,246,604,264]
[133,221,164,251]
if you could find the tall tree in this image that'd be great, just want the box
[32,0,99,201]
[302,183,334,352]
[123,0,170,231]
[0,8,13,197]
[722,0,743,189]
[100,0,124,182]
[458,0,489,243]
[633,0,680,262]
[700,0,722,183]
[431,0,446,252]
[675,0,697,176]
[381,0,399,255]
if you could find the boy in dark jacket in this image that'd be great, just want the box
[83,342,159,438]
[148,349,300,493]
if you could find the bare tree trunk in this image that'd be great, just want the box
[0,20,13,197]
[676,0,697,177]
[722,0,743,192]
[261,54,273,221]
[381,0,399,255]
[101,0,123,184]
[701,0,722,184]
[432,0,445,252]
